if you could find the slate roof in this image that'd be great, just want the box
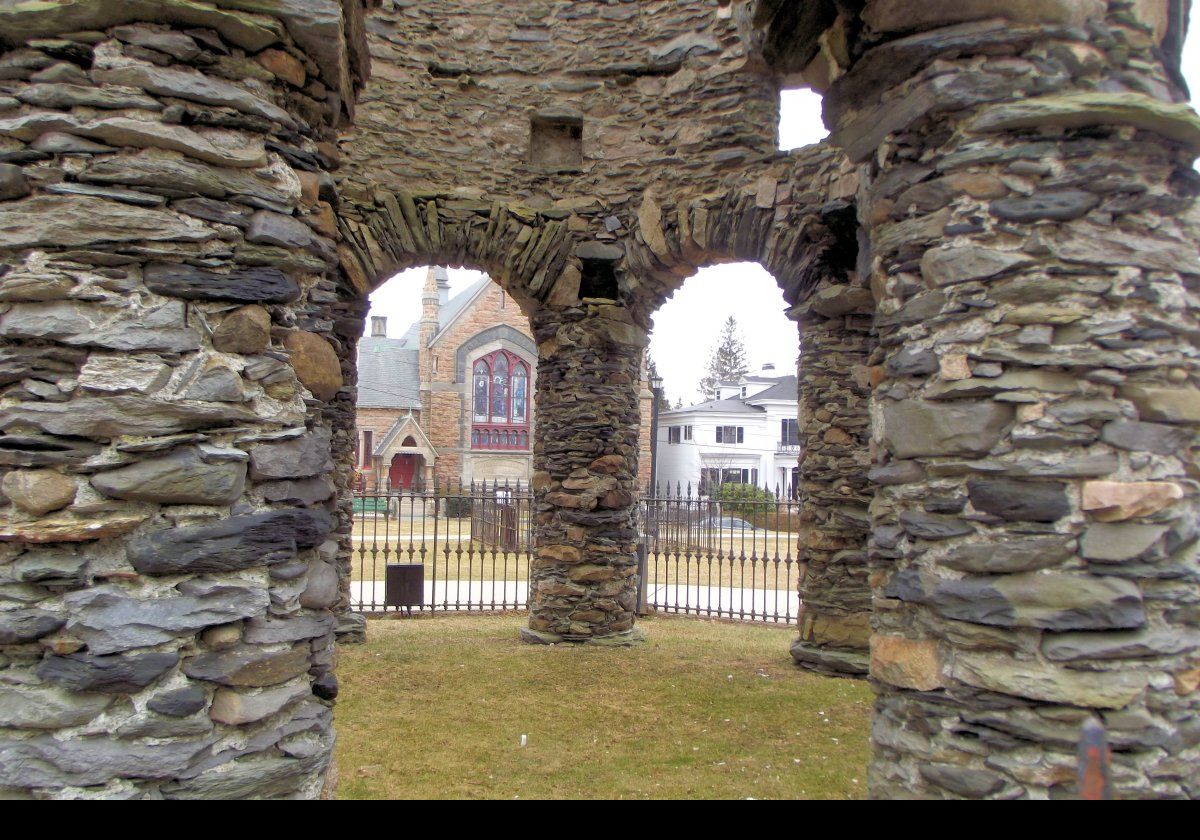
[661,398,764,417]
[746,375,798,402]
[398,277,491,346]
[356,336,420,408]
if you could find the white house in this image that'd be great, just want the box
[654,367,801,494]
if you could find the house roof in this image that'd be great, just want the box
[746,375,797,402]
[356,336,421,408]
[662,398,764,417]
[398,277,491,347]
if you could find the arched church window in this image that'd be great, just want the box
[470,350,531,451]
[473,360,489,422]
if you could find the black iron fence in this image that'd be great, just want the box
[349,481,804,624]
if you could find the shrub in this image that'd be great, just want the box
[715,482,776,518]
[442,495,472,518]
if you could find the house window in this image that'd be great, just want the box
[685,425,692,441]
[715,425,744,444]
[471,350,530,450]
[668,425,680,444]
[700,467,758,492]
[781,418,799,446]
[361,430,373,467]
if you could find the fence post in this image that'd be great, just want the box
[1077,717,1111,800]
[636,539,650,616]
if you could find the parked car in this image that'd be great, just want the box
[701,516,758,531]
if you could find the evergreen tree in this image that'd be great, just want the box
[698,316,749,400]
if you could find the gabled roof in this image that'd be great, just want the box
[398,277,492,347]
[662,398,764,417]
[356,336,420,409]
[745,375,797,402]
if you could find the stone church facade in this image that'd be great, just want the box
[355,267,654,490]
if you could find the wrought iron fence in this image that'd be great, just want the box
[349,481,804,624]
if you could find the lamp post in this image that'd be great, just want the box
[649,373,664,495]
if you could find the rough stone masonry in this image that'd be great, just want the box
[0,0,1197,801]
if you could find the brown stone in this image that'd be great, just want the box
[823,427,852,445]
[1082,481,1184,522]
[871,635,944,691]
[939,354,971,381]
[256,48,307,87]
[213,305,271,354]
[2,469,75,515]
[589,455,626,474]
[539,544,583,564]
[297,170,321,207]
[0,513,147,543]
[283,331,343,402]
[567,564,615,583]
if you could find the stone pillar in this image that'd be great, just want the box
[827,1,1200,799]
[523,306,646,645]
[0,4,365,798]
[789,284,875,676]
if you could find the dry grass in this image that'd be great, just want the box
[334,614,871,800]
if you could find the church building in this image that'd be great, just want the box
[356,268,654,490]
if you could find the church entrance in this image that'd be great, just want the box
[389,439,420,490]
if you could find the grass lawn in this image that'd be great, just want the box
[334,614,871,799]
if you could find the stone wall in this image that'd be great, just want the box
[0,1,367,798]
[763,0,1200,799]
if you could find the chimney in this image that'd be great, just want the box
[420,267,440,347]
[761,363,775,373]
[370,316,387,338]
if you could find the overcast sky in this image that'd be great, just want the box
[370,21,1200,407]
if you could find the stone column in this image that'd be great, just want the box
[523,306,646,645]
[789,284,875,676]
[0,4,364,799]
[827,1,1200,799]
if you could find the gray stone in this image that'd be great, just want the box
[886,347,938,377]
[0,434,101,468]
[943,536,1074,573]
[64,584,268,655]
[127,509,332,576]
[967,479,1070,522]
[1100,420,1192,455]
[183,643,310,687]
[160,751,326,800]
[82,152,299,212]
[920,245,1033,286]
[111,25,201,61]
[918,763,1005,798]
[143,262,300,304]
[0,300,200,353]
[932,573,1145,630]
[79,355,172,395]
[925,371,1080,399]
[882,400,1013,458]
[9,549,88,585]
[43,181,166,207]
[244,613,336,644]
[16,82,162,111]
[990,190,1099,222]
[0,684,113,729]
[867,460,926,486]
[810,285,875,318]
[209,681,310,725]
[1080,523,1169,562]
[0,608,64,644]
[93,62,294,127]
[335,612,367,645]
[247,209,313,249]
[299,558,338,610]
[0,163,30,201]
[91,447,247,505]
[1118,385,1200,424]
[261,477,335,506]
[248,428,333,480]
[1042,627,1200,661]
[29,131,115,155]
[1049,399,1125,425]
[182,365,245,403]
[147,685,208,718]
[36,651,179,693]
[0,395,260,439]
[950,650,1149,709]
[0,194,211,249]
[0,733,218,788]
[899,511,975,540]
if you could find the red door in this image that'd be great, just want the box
[389,454,416,490]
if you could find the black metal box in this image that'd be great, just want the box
[384,563,424,607]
